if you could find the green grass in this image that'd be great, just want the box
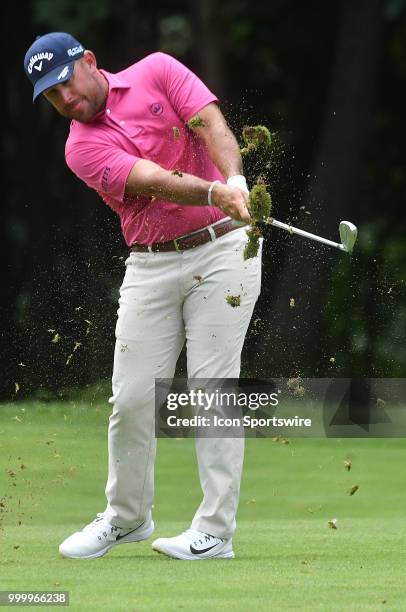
[1,401,405,610]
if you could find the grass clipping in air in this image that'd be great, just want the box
[240,125,273,157]
[190,120,273,260]
[240,126,273,260]
[226,294,241,307]
[244,181,272,260]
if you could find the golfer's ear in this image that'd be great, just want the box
[82,50,97,71]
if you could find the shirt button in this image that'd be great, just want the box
[106,108,111,115]
[120,120,125,125]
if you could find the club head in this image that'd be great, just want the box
[339,221,358,253]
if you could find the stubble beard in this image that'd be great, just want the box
[71,73,108,123]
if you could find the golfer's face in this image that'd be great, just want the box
[43,55,106,123]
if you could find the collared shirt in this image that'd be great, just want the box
[65,52,226,245]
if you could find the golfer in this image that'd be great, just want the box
[24,32,262,560]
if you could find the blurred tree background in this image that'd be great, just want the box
[1,0,405,400]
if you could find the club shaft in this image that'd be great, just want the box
[267,218,346,251]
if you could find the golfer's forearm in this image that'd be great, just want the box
[201,124,244,181]
[125,159,213,205]
[188,103,244,180]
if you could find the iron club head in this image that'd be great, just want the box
[339,221,358,253]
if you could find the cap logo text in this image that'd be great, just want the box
[67,46,84,57]
[28,51,54,74]
[57,66,69,80]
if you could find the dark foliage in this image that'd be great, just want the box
[2,0,405,400]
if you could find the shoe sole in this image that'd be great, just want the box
[152,544,234,561]
[59,520,155,559]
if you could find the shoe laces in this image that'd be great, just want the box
[183,529,223,546]
[84,513,118,537]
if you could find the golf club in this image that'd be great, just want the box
[265,218,358,253]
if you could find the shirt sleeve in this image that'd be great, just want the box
[65,140,140,202]
[154,52,219,123]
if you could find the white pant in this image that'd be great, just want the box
[103,225,262,538]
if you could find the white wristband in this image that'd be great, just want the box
[227,174,249,194]
[208,180,221,206]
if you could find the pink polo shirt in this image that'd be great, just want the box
[65,52,227,245]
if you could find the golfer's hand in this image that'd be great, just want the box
[211,184,251,223]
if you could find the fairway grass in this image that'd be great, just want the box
[1,401,405,610]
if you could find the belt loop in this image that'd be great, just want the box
[207,225,216,241]
[173,238,181,252]
[148,245,153,253]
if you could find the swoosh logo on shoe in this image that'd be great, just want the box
[115,519,146,541]
[190,542,219,555]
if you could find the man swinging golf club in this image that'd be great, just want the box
[24,32,262,560]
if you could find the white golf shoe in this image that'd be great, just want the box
[152,528,234,560]
[59,511,154,559]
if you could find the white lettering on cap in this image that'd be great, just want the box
[57,66,70,80]
[67,45,84,57]
[27,51,53,74]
